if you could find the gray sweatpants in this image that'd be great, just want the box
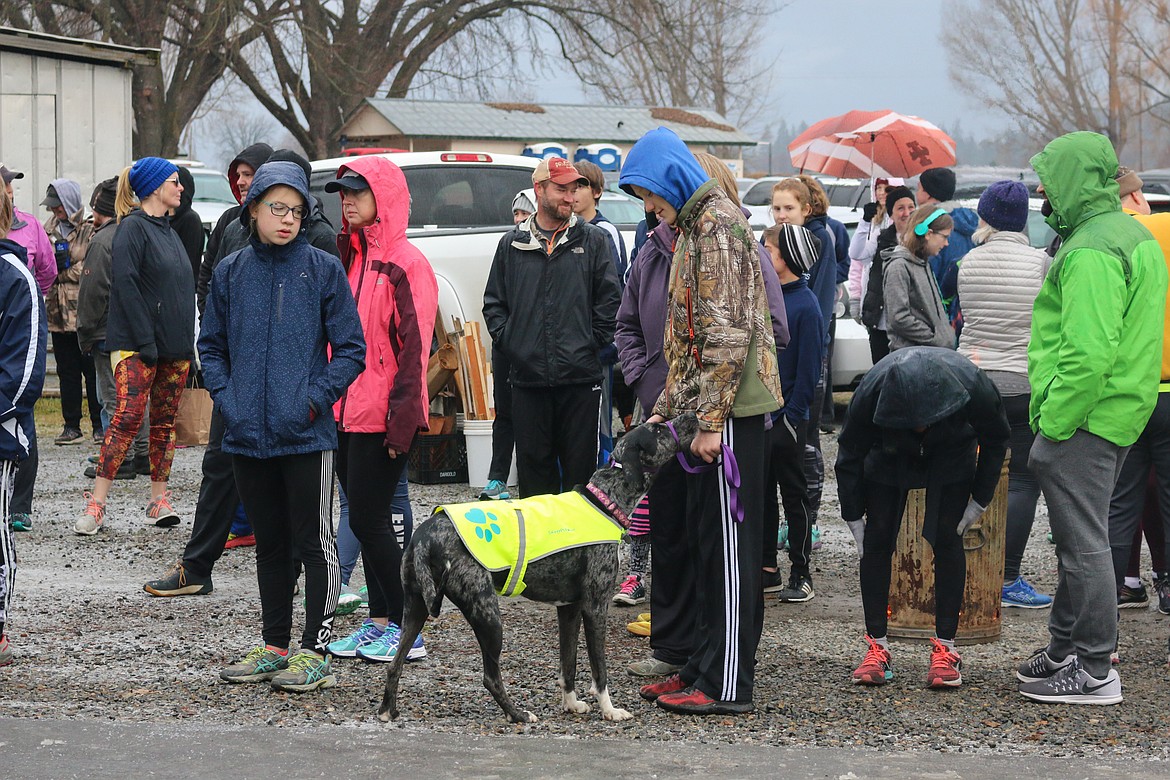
[1030,429,1128,679]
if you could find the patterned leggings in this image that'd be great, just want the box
[96,355,190,482]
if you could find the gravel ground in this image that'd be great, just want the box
[4,411,1170,764]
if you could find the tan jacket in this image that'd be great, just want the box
[43,209,95,333]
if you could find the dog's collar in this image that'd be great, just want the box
[585,482,631,529]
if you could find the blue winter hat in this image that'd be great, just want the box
[128,157,179,200]
[977,180,1029,233]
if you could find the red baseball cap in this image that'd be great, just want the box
[532,157,588,186]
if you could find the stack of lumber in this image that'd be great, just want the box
[436,316,494,420]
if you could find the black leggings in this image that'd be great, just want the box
[233,450,339,653]
[859,480,968,641]
[337,431,411,624]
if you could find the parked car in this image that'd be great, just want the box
[599,190,647,227]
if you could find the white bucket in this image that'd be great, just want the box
[463,419,517,489]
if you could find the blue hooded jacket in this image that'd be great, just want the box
[0,239,46,462]
[618,127,711,210]
[199,161,366,458]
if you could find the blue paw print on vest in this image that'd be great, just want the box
[465,507,501,542]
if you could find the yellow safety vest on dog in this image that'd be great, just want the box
[440,492,625,597]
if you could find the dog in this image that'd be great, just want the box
[377,413,699,724]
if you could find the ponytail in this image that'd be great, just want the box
[0,185,12,237]
[115,167,138,222]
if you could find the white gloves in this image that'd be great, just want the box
[846,519,866,559]
[956,499,987,536]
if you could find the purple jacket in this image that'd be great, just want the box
[616,218,789,412]
[7,207,55,294]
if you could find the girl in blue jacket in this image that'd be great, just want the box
[200,161,365,694]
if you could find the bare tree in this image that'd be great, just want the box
[559,0,782,129]
[943,0,1146,153]
[3,1,253,157]
[228,0,618,159]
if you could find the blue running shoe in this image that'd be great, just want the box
[356,623,427,663]
[777,523,789,551]
[810,524,822,551]
[479,479,510,500]
[1001,576,1053,609]
[327,619,385,658]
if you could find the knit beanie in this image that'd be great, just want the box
[128,157,178,200]
[90,177,118,218]
[775,223,820,277]
[268,149,312,182]
[977,180,1029,233]
[884,185,915,215]
[918,167,956,202]
[512,189,536,214]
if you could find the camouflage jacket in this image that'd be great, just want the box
[43,209,94,333]
[652,181,783,430]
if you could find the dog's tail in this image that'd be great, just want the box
[413,539,449,618]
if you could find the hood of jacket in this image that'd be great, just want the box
[175,166,195,218]
[873,347,971,428]
[951,205,979,239]
[618,127,711,212]
[1030,131,1121,238]
[887,244,926,267]
[49,178,84,231]
[238,161,312,230]
[228,142,274,203]
[336,155,411,244]
[648,219,676,257]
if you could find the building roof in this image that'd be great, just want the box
[0,26,157,68]
[347,98,757,146]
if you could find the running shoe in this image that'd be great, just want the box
[1001,576,1053,609]
[336,585,363,616]
[761,569,784,594]
[1155,575,1170,616]
[0,634,12,667]
[656,687,753,715]
[356,623,426,662]
[777,574,815,603]
[270,651,336,693]
[224,532,256,550]
[358,585,369,607]
[926,638,963,688]
[1016,647,1075,683]
[639,673,688,701]
[9,513,31,532]
[220,646,289,683]
[1118,583,1148,608]
[143,561,213,597]
[777,523,789,551]
[627,657,683,677]
[84,461,136,480]
[1018,658,1122,705]
[612,574,646,605]
[327,619,385,658]
[54,426,84,445]
[852,635,893,685]
[73,492,106,536]
[810,524,823,551]
[145,491,181,528]
[479,479,510,500]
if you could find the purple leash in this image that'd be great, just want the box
[666,421,745,524]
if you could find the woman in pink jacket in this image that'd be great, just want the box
[324,157,438,665]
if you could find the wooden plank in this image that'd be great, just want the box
[426,342,459,401]
[464,332,488,419]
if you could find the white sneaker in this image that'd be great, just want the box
[74,493,106,536]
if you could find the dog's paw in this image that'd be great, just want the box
[603,707,634,722]
[509,710,538,724]
[563,699,591,714]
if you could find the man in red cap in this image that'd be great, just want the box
[483,158,621,497]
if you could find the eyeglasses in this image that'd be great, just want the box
[260,200,307,220]
[164,178,181,187]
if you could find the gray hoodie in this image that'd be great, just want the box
[881,245,955,351]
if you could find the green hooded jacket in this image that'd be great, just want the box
[1028,132,1168,445]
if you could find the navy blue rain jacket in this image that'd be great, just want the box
[0,239,47,461]
[199,162,366,458]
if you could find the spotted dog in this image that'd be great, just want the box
[378,413,699,724]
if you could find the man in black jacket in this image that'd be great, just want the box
[483,158,621,498]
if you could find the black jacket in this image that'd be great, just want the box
[105,210,196,360]
[861,223,898,329]
[75,217,117,353]
[835,347,1008,543]
[482,216,621,388]
[172,166,205,284]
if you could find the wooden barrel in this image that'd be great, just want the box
[887,459,1010,645]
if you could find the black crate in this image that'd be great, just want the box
[408,433,468,484]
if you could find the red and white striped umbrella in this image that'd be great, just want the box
[787,110,957,179]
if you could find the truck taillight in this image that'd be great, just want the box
[440,153,492,163]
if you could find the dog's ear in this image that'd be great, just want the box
[617,433,647,496]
